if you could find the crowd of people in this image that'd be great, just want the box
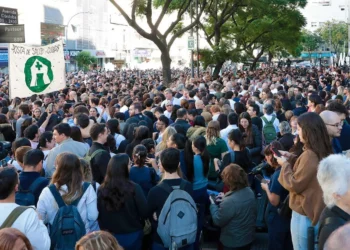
[0,65,349,250]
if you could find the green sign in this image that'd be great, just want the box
[188,36,195,50]
[24,56,54,93]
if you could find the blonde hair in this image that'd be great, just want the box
[80,158,92,182]
[75,231,123,250]
[156,126,176,152]
[205,121,220,145]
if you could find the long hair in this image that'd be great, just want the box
[0,228,33,250]
[75,231,124,250]
[156,126,176,152]
[205,121,220,145]
[238,112,253,145]
[297,112,333,160]
[227,129,246,151]
[107,119,120,136]
[98,154,134,211]
[51,153,84,204]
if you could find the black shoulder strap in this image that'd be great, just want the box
[159,181,173,194]
[28,177,46,193]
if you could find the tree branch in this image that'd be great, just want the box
[154,0,172,30]
[199,22,214,48]
[163,0,191,39]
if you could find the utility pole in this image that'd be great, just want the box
[190,1,194,78]
[196,0,199,77]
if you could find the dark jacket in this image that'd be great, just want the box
[210,187,256,248]
[89,142,111,184]
[293,106,307,116]
[278,133,295,152]
[281,98,293,111]
[338,123,350,151]
[18,172,49,205]
[245,124,262,164]
[0,124,16,143]
[123,113,153,135]
[318,206,350,250]
[98,182,147,234]
[170,119,191,135]
[37,112,62,132]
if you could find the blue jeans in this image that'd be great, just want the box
[290,211,319,250]
[114,230,143,250]
[152,242,194,250]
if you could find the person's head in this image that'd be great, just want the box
[297,112,333,160]
[320,110,343,138]
[279,121,292,135]
[210,105,221,115]
[75,113,90,129]
[23,149,44,172]
[308,94,323,110]
[167,133,186,149]
[21,118,33,137]
[205,120,221,145]
[89,107,99,118]
[11,137,31,156]
[0,167,19,200]
[221,164,249,191]
[15,146,32,167]
[141,138,155,154]
[263,103,274,115]
[132,144,148,167]
[217,114,228,130]
[33,108,41,118]
[156,115,169,132]
[90,123,108,144]
[38,131,55,150]
[193,115,206,127]
[51,153,83,204]
[106,119,120,136]
[176,108,187,120]
[264,141,284,168]
[63,103,74,115]
[227,129,245,151]
[129,102,142,116]
[134,125,149,142]
[326,101,348,122]
[160,148,180,174]
[0,228,33,250]
[226,112,238,126]
[99,154,133,211]
[164,88,173,100]
[284,110,294,121]
[79,158,93,182]
[238,112,252,131]
[23,124,39,141]
[75,231,124,250]
[18,104,30,116]
[247,104,259,118]
[53,123,71,144]
[70,126,84,143]
[317,154,350,211]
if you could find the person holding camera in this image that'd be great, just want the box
[261,141,292,250]
[209,164,256,250]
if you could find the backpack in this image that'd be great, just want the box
[0,206,32,229]
[48,182,90,250]
[15,177,47,206]
[261,116,277,144]
[157,181,197,248]
[84,149,105,164]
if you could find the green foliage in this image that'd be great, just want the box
[316,20,348,54]
[300,30,323,52]
[76,51,97,71]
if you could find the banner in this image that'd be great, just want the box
[9,40,65,98]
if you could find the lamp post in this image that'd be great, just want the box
[65,11,91,72]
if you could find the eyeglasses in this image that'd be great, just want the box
[325,121,344,128]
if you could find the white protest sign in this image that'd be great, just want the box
[9,40,65,99]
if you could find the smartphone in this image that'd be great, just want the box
[271,147,282,157]
[209,194,217,204]
[255,174,268,184]
[48,103,53,113]
[1,160,7,167]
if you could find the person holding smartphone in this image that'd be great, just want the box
[261,141,293,250]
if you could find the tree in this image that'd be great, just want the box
[300,30,323,61]
[316,20,348,54]
[76,51,97,71]
[110,0,208,86]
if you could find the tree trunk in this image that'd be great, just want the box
[268,51,273,65]
[212,61,224,79]
[160,50,172,87]
[250,49,264,70]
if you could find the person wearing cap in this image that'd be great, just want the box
[161,88,181,107]
[18,149,49,206]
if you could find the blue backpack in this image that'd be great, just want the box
[48,182,90,250]
[15,177,47,206]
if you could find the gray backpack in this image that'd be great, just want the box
[157,181,197,248]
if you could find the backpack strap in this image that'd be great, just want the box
[71,182,90,206]
[0,206,32,229]
[262,116,274,125]
[91,181,97,192]
[49,184,66,208]
[159,181,174,194]
[230,151,235,163]
[27,177,46,193]
[89,149,105,161]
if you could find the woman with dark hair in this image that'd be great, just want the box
[71,126,90,151]
[37,153,98,248]
[90,107,106,123]
[20,118,33,138]
[277,112,333,250]
[118,123,138,154]
[209,164,256,250]
[33,108,42,121]
[97,154,147,250]
[217,113,228,130]
[261,141,293,250]
[125,126,150,158]
[238,112,262,165]
[107,118,125,150]
[62,103,74,125]
[37,131,56,171]
[129,144,159,197]
[0,114,15,142]
[0,228,33,250]
[186,115,206,141]
[307,94,323,113]
[214,129,252,173]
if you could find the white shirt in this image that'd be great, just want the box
[0,203,50,250]
[228,99,235,110]
[8,159,22,172]
[37,183,99,234]
[261,114,280,133]
[164,110,172,119]
[42,149,51,170]
[220,124,238,152]
[120,105,128,113]
[114,133,126,149]
[212,113,220,121]
[161,97,181,107]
